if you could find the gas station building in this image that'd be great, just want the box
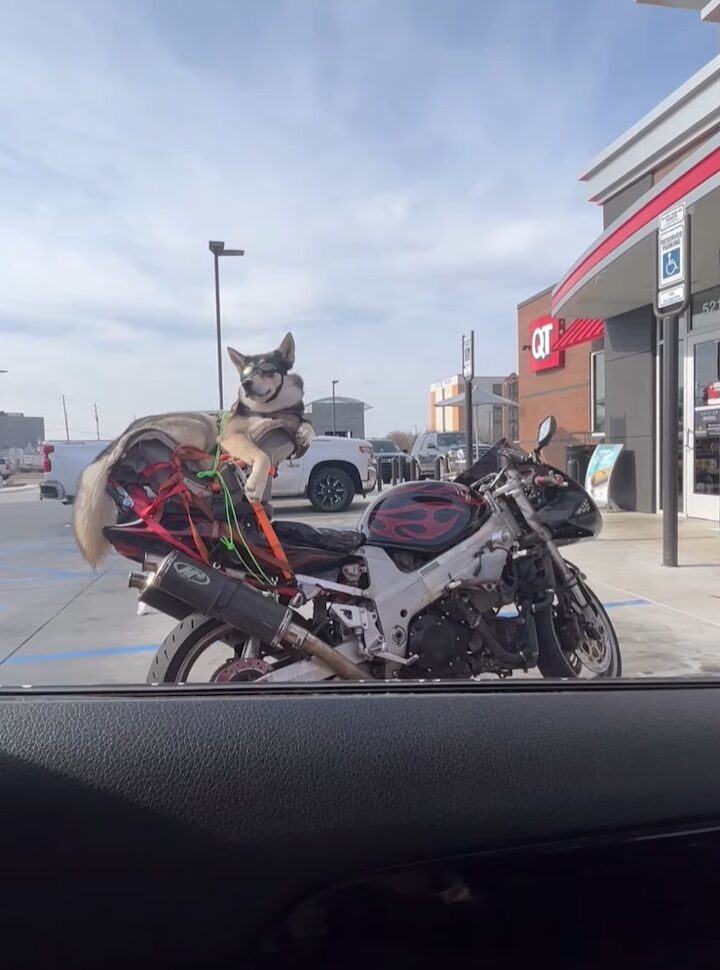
[519,0,720,520]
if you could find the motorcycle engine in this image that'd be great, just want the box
[403,599,473,678]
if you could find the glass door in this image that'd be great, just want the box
[685,331,720,520]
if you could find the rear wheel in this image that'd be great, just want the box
[308,467,355,513]
[535,573,621,679]
[148,613,263,684]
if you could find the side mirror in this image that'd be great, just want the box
[536,415,557,452]
[426,443,437,451]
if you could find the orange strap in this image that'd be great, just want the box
[250,500,293,582]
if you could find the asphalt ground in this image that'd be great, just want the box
[0,483,719,685]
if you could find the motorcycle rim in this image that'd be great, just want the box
[148,614,260,684]
[536,580,621,680]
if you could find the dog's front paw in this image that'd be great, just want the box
[244,477,262,502]
[296,422,315,448]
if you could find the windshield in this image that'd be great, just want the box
[437,433,465,449]
[1,0,719,692]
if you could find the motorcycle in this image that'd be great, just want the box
[111,415,621,683]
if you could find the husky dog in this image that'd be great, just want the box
[73,332,313,567]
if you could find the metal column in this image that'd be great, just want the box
[661,313,679,567]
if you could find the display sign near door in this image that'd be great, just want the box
[655,204,689,315]
[695,406,720,437]
[528,316,564,372]
[585,443,624,510]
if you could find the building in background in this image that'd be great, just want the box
[429,373,519,444]
[544,0,720,518]
[0,412,45,457]
[500,373,519,440]
[516,288,602,472]
[306,396,372,438]
[429,376,463,432]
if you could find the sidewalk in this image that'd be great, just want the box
[569,513,720,677]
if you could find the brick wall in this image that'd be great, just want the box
[517,288,601,470]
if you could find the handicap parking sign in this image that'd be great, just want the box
[658,221,684,288]
[656,204,687,314]
[662,247,680,283]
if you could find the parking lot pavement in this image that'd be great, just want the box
[0,486,718,685]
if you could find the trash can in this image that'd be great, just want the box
[565,444,595,485]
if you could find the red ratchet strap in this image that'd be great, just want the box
[126,484,208,565]
[250,499,294,582]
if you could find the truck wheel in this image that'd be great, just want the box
[308,467,355,512]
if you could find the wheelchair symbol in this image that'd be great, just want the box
[663,249,680,278]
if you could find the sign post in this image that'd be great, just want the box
[654,204,690,568]
[462,332,474,470]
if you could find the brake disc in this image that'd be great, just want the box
[211,658,272,683]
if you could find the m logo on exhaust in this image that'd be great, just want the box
[173,561,211,585]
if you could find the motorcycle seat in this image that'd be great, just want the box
[272,520,364,555]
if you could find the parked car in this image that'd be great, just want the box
[40,440,112,503]
[368,438,411,483]
[410,431,467,478]
[41,434,377,513]
[271,434,377,511]
[411,432,493,479]
[0,457,14,482]
[446,442,493,477]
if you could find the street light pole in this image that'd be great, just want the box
[208,240,245,411]
[331,380,339,436]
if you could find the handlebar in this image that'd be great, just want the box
[532,473,567,488]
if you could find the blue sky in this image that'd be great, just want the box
[0,0,716,438]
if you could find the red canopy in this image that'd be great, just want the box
[554,318,604,351]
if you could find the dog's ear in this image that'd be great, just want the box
[277,332,295,367]
[227,347,247,372]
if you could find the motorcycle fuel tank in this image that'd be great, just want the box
[359,481,488,553]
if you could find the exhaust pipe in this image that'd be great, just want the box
[134,552,367,681]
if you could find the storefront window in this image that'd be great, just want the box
[591,351,605,434]
[693,338,720,498]
[690,286,720,331]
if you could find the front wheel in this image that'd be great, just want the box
[535,572,622,679]
[307,466,355,512]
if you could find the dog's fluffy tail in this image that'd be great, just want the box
[73,457,117,567]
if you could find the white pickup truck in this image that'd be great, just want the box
[40,435,377,513]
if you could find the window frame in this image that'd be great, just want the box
[590,350,606,437]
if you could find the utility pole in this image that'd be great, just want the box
[94,403,100,440]
[61,395,70,442]
[208,241,245,411]
[331,380,339,436]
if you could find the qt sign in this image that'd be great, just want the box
[529,316,563,372]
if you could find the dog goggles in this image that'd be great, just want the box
[241,359,282,378]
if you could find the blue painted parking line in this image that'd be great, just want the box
[501,597,650,619]
[0,598,652,668]
[0,644,158,665]
[602,598,649,610]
